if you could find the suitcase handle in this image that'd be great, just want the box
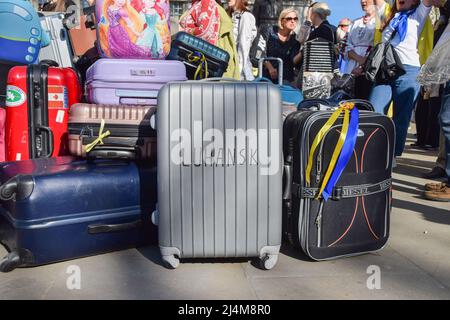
[87,220,142,234]
[39,60,59,67]
[87,145,140,160]
[283,155,293,201]
[37,126,54,158]
[198,77,238,82]
[258,57,284,85]
[342,99,375,112]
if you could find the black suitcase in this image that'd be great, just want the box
[167,32,230,80]
[282,100,395,260]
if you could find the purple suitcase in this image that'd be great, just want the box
[86,59,187,105]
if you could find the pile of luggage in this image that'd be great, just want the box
[0,0,395,272]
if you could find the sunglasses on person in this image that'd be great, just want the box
[283,17,299,22]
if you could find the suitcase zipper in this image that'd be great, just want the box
[69,123,156,137]
[316,201,324,247]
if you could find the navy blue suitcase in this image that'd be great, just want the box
[0,156,157,272]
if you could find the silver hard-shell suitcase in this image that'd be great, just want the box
[155,81,283,270]
[39,12,74,68]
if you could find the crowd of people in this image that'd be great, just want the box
[34,0,450,202]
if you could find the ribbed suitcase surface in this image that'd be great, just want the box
[68,103,156,160]
[303,40,335,73]
[301,39,335,99]
[156,81,283,269]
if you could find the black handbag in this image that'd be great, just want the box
[249,25,270,68]
[364,29,405,84]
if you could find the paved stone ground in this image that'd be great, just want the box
[0,131,449,300]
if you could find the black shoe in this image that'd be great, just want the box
[423,166,446,179]
[410,142,427,150]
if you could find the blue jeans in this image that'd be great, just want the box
[440,81,450,185]
[368,65,421,156]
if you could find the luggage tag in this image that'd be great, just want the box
[310,103,337,111]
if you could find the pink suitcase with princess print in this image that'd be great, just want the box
[85,59,186,105]
[96,0,171,59]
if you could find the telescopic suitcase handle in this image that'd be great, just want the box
[198,77,239,82]
[283,156,293,201]
[258,57,284,85]
[86,145,140,161]
[39,60,59,67]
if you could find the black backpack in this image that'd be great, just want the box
[249,28,267,68]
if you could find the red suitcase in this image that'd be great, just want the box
[5,62,81,161]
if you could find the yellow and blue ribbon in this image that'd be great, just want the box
[188,51,209,80]
[322,107,359,200]
[306,102,359,200]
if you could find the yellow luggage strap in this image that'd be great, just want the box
[84,119,111,153]
[188,51,209,80]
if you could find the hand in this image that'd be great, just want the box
[351,66,364,76]
[357,56,367,66]
[269,67,278,80]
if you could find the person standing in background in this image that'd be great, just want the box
[179,0,221,45]
[305,2,336,43]
[227,0,257,80]
[336,17,352,74]
[419,0,450,182]
[344,0,376,99]
[336,17,352,42]
[419,0,450,201]
[263,7,301,85]
[369,0,433,160]
[414,5,449,154]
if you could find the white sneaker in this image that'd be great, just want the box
[392,158,397,168]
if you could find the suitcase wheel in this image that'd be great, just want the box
[161,255,180,269]
[259,254,278,271]
[151,209,159,226]
[0,251,22,273]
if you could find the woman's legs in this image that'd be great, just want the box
[368,83,392,115]
[391,65,421,157]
